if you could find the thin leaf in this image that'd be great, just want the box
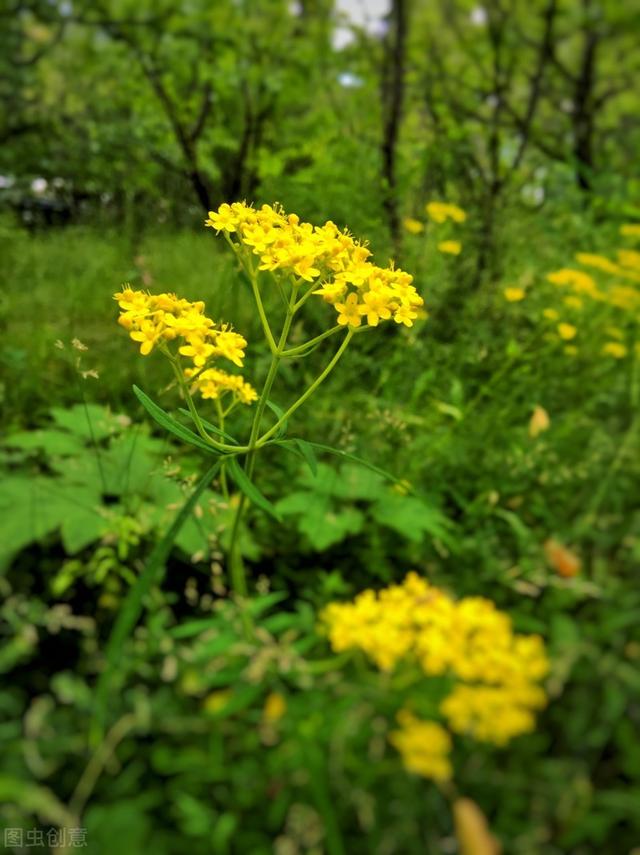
[265,399,288,438]
[132,385,216,454]
[279,439,399,485]
[294,439,318,476]
[272,438,318,476]
[226,457,281,521]
[91,458,222,744]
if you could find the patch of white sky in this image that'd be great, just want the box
[333,0,390,50]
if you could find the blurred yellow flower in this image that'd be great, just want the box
[563,296,583,309]
[547,268,598,296]
[543,308,559,321]
[620,223,640,238]
[390,711,452,781]
[602,341,627,359]
[504,287,525,302]
[617,249,640,270]
[564,345,578,356]
[438,240,462,255]
[403,217,424,234]
[203,689,233,713]
[426,201,467,223]
[529,405,550,438]
[557,323,577,341]
[263,691,287,722]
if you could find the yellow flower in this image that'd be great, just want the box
[542,308,559,321]
[617,249,640,271]
[403,217,424,235]
[207,201,423,331]
[114,287,252,388]
[129,320,162,356]
[389,711,452,781]
[529,405,550,438]
[547,268,598,296]
[602,341,627,359]
[438,240,462,255]
[426,201,467,223]
[335,292,367,327]
[322,573,549,748]
[620,223,640,238]
[263,692,287,723]
[504,287,525,302]
[205,203,238,233]
[557,322,577,341]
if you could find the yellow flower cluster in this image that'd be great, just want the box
[186,367,257,405]
[206,202,423,328]
[442,683,546,746]
[322,572,548,757]
[389,710,452,781]
[114,287,255,403]
[544,243,640,357]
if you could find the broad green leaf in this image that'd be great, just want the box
[277,491,364,550]
[3,429,85,457]
[50,403,126,442]
[371,495,454,545]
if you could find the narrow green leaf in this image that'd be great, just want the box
[294,439,318,476]
[132,386,216,454]
[226,458,281,521]
[280,439,399,485]
[265,399,288,438]
[91,458,222,744]
[272,437,318,476]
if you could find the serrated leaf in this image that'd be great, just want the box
[371,495,454,545]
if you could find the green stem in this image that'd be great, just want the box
[167,352,245,453]
[281,325,342,358]
[257,329,353,447]
[215,398,230,499]
[226,288,298,606]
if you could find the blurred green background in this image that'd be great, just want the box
[1,1,640,853]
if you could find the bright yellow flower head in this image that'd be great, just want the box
[207,201,423,330]
[114,286,255,406]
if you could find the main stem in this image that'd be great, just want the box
[227,288,297,602]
